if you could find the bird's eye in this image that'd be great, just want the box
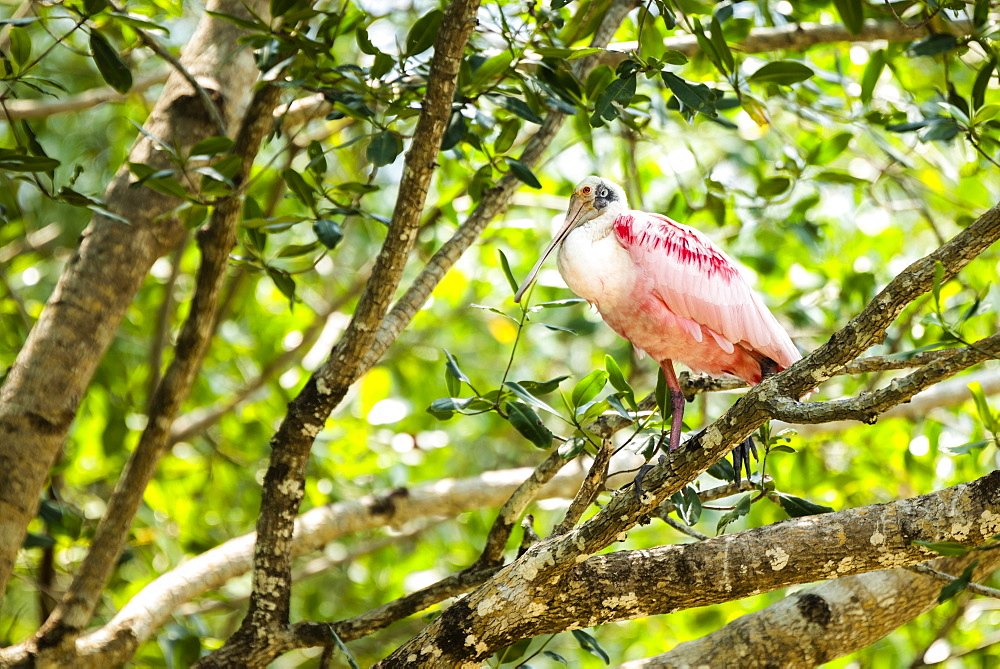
[581,186,591,194]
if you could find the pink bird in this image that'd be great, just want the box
[514,176,800,477]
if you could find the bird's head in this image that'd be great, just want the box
[564,176,627,227]
[514,176,628,303]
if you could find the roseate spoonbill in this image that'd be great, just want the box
[514,176,800,482]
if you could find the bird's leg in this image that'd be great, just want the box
[662,360,686,452]
[631,362,686,503]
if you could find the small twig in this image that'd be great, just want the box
[661,515,709,541]
[552,439,613,535]
[908,563,1000,599]
[147,232,189,411]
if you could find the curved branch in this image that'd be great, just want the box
[2,71,169,120]
[600,18,975,67]
[768,333,1000,425]
[69,464,586,667]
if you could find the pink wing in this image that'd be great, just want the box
[614,210,800,369]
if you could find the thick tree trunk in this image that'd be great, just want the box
[0,0,268,598]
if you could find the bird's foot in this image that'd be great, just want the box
[631,455,667,502]
[732,436,759,485]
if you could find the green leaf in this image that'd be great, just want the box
[471,51,513,89]
[494,118,520,154]
[355,27,379,56]
[8,26,31,67]
[757,176,791,198]
[709,15,734,73]
[748,61,814,86]
[671,485,703,526]
[506,401,553,448]
[833,0,864,36]
[861,49,885,104]
[22,532,56,549]
[282,168,315,209]
[90,30,132,93]
[371,52,394,79]
[605,394,632,419]
[716,493,752,534]
[267,267,296,305]
[497,248,519,294]
[189,136,234,158]
[908,33,959,58]
[592,74,636,124]
[972,59,995,112]
[938,561,978,603]
[571,629,610,664]
[535,298,586,308]
[495,95,544,125]
[517,376,569,395]
[572,370,608,408]
[969,382,1000,433]
[770,492,834,518]
[504,381,560,416]
[661,72,716,117]
[913,540,973,557]
[543,650,569,665]
[0,151,60,172]
[366,131,402,167]
[440,110,466,151]
[313,219,343,249]
[405,9,443,57]
[707,458,735,482]
[505,158,541,189]
[444,349,472,387]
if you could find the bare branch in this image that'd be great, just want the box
[907,563,1000,600]
[768,333,1000,425]
[2,71,169,120]
[600,19,976,68]
[552,439,613,535]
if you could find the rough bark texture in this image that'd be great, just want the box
[621,551,1000,668]
[0,0,267,598]
[378,471,1000,666]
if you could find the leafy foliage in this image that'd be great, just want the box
[1,0,999,666]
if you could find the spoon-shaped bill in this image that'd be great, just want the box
[513,197,587,303]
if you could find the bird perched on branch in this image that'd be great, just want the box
[514,176,800,486]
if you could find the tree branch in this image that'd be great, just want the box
[1,71,169,121]
[768,333,1000,425]
[378,471,1000,665]
[622,552,1000,668]
[199,4,483,665]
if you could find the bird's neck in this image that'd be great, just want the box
[580,204,625,241]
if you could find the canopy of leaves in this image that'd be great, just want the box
[1,0,998,666]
